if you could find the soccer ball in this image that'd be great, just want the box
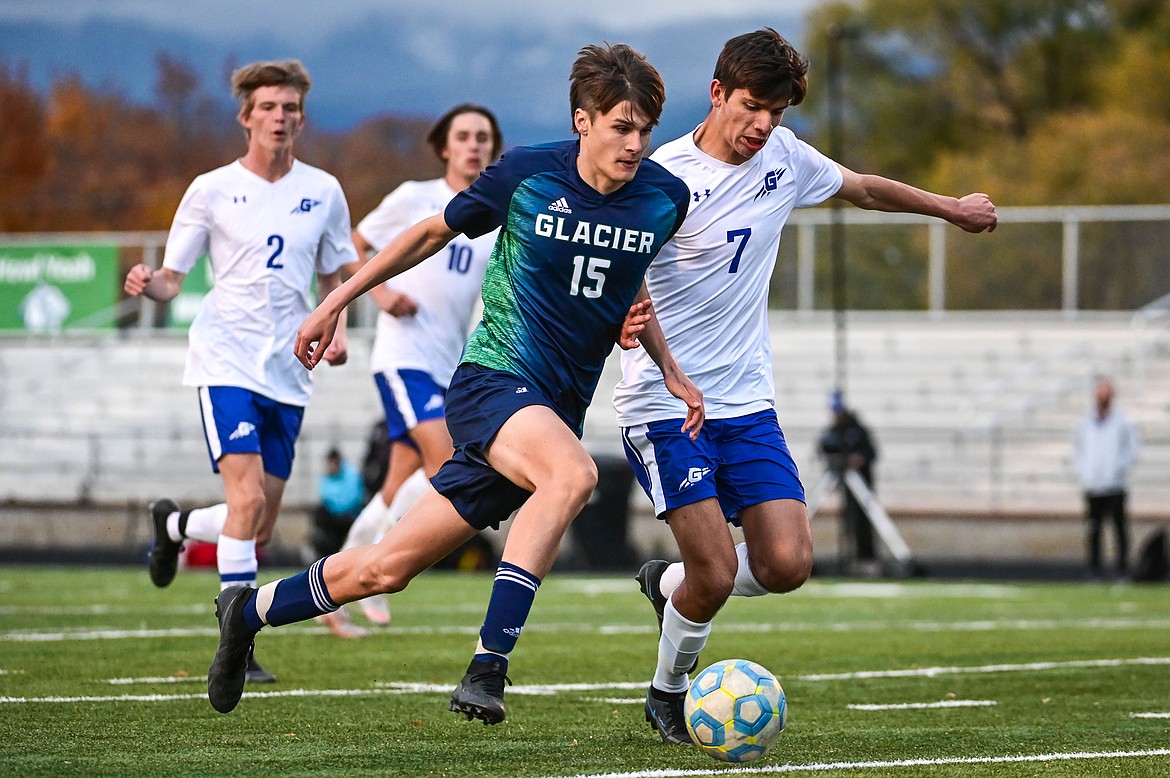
[684,658,786,762]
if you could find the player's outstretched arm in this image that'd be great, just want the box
[625,284,705,439]
[316,270,348,367]
[123,265,186,302]
[295,214,457,369]
[834,164,998,234]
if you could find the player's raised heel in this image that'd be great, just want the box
[636,559,699,673]
[635,559,670,632]
[317,606,370,639]
[147,498,183,588]
[207,585,259,713]
[644,686,694,746]
[358,594,391,626]
[449,657,511,725]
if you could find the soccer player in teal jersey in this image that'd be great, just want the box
[206,43,704,724]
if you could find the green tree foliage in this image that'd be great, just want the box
[801,0,1170,203]
[794,0,1170,309]
[0,56,441,232]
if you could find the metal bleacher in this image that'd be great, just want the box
[1,308,1167,571]
[5,309,1166,517]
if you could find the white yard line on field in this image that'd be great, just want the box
[547,749,1170,777]
[801,656,1170,681]
[847,700,997,711]
[106,676,204,685]
[7,617,1170,643]
[9,654,1169,699]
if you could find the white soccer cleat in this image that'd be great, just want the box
[358,594,392,626]
[317,606,370,639]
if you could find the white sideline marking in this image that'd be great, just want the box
[595,617,1170,636]
[801,656,1170,681]
[0,688,447,704]
[10,655,1170,703]
[1132,712,1170,719]
[0,604,207,616]
[107,676,203,685]
[550,749,1170,777]
[9,616,1170,643]
[848,700,997,711]
[801,582,1022,599]
[374,680,647,696]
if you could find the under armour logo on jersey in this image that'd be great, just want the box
[424,394,444,412]
[693,189,712,203]
[547,197,572,214]
[753,167,787,201]
[515,387,529,394]
[228,422,257,441]
[291,198,322,214]
[232,195,247,204]
[677,466,712,492]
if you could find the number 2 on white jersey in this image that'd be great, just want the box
[726,228,751,273]
[266,234,285,269]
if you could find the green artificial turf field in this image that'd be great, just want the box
[1,566,1168,776]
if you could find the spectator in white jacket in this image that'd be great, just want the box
[1073,376,1140,580]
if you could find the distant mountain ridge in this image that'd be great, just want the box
[0,11,807,146]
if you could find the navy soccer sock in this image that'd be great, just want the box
[245,556,338,631]
[474,561,541,671]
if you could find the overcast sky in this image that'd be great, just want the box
[0,0,828,44]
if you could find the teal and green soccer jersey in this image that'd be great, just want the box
[444,139,689,432]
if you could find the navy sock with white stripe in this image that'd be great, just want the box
[474,561,541,669]
[244,556,337,631]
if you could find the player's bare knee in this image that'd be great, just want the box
[756,548,812,593]
[689,566,735,609]
[551,461,598,516]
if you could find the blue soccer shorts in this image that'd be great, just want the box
[430,363,577,531]
[373,368,448,446]
[197,386,304,480]
[620,408,805,523]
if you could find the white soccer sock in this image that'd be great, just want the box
[731,541,769,597]
[342,493,388,551]
[376,469,429,539]
[217,534,257,591]
[652,598,711,693]
[181,503,228,543]
[658,561,685,600]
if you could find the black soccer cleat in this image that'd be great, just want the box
[147,498,183,588]
[635,559,671,632]
[449,657,511,725]
[645,686,694,746]
[245,651,277,684]
[207,586,259,713]
[636,559,700,674]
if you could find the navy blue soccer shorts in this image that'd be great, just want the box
[430,363,579,531]
[620,408,805,523]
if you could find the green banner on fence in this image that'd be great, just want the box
[0,245,119,332]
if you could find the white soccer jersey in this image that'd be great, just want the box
[356,178,495,385]
[164,159,356,406]
[613,127,843,424]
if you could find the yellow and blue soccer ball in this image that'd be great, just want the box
[684,658,786,762]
